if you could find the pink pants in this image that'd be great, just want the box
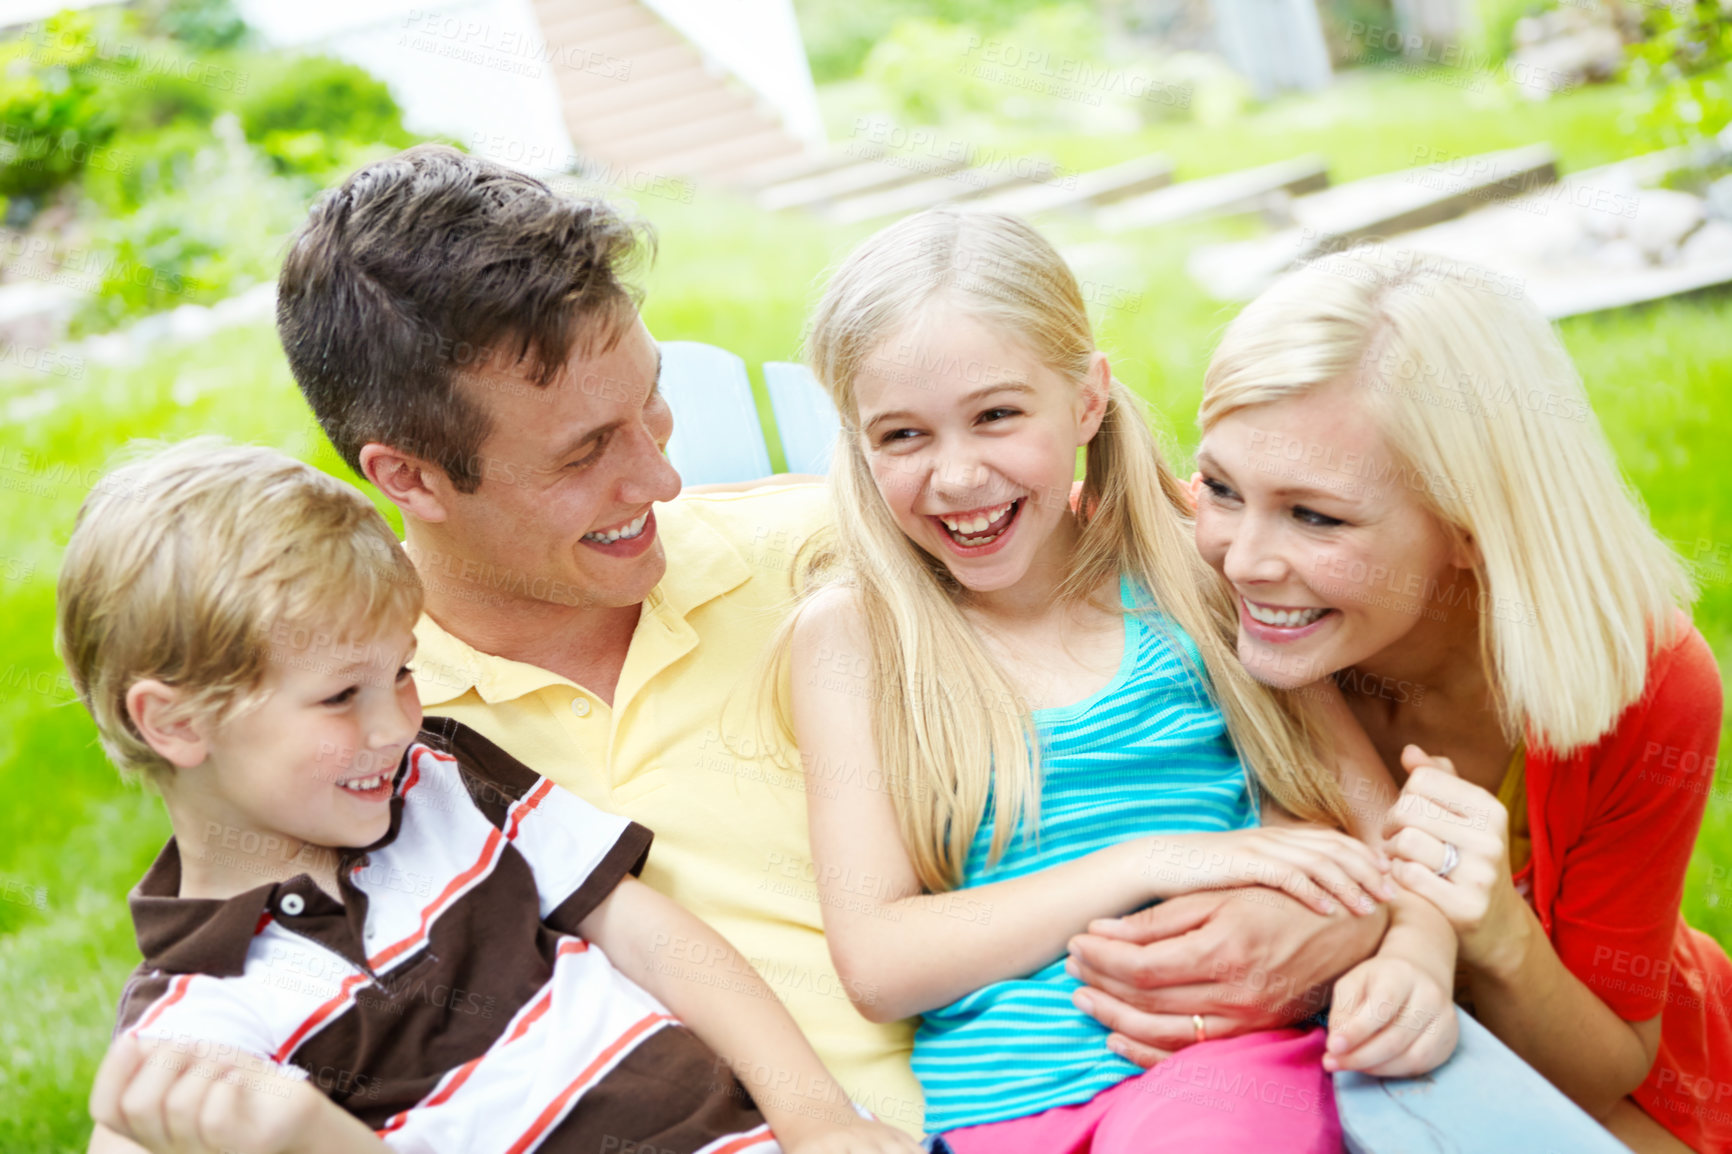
[938,1027,1340,1154]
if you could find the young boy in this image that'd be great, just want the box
[62,439,919,1154]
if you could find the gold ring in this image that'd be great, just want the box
[1192,1014,1207,1044]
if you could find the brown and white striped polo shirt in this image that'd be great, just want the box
[117,717,779,1154]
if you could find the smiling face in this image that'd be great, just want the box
[431,315,682,613]
[852,306,1106,597]
[172,624,424,881]
[1192,379,1475,689]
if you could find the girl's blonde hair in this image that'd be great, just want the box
[780,207,1349,892]
[1200,247,1693,754]
[56,437,424,785]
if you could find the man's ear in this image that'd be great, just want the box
[1077,352,1112,444]
[359,443,451,524]
[125,680,209,770]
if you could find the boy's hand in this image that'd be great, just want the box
[1324,954,1458,1077]
[785,1118,924,1154]
[90,1033,331,1154]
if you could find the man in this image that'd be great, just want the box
[275,144,1386,1134]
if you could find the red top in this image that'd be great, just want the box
[1522,616,1731,1150]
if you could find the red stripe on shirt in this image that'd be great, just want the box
[704,1124,776,1154]
[504,1011,674,1154]
[130,974,193,1035]
[504,778,554,842]
[377,939,595,1138]
[368,824,506,971]
[272,971,370,1063]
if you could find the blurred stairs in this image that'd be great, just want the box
[529,0,807,185]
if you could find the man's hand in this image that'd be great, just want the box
[1065,887,1387,1066]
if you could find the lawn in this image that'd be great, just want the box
[2,67,1729,1149]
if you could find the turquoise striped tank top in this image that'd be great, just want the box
[911,578,1259,1134]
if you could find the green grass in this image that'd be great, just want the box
[4,68,1729,1149]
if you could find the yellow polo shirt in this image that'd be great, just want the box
[409,484,924,1133]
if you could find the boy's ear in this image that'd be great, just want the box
[1077,352,1112,444]
[359,443,451,525]
[125,680,209,770]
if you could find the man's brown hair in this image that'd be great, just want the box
[277,144,653,492]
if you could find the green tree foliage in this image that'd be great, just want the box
[1624,0,1732,145]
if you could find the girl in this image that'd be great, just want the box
[1189,247,1732,1153]
[776,208,1457,1151]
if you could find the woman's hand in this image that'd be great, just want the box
[1143,827,1394,917]
[1325,954,1458,1076]
[1381,745,1529,976]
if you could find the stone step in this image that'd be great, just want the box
[1188,144,1558,299]
[652,125,805,181]
[1096,155,1330,232]
[970,154,1174,217]
[825,158,1061,225]
[578,83,758,143]
[758,155,971,212]
[532,0,809,191]
[602,106,781,168]
[1372,144,1732,318]
[729,145,884,192]
[555,18,681,63]
[565,61,719,118]
[536,0,659,46]
[555,39,703,95]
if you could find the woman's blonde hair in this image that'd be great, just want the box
[777,207,1350,892]
[56,437,423,785]
[1200,247,1693,755]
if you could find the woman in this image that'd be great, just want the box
[1186,247,1731,1152]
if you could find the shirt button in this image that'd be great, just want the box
[571,697,591,718]
[280,893,306,916]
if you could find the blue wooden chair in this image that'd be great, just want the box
[1334,1011,1630,1152]
[658,340,774,485]
[763,360,841,476]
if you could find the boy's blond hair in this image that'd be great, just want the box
[56,438,423,785]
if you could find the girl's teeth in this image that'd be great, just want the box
[584,511,648,544]
[939,502,1011,534]
[340,774,385,792]
[1246,602,1328,628]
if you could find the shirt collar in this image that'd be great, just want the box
[129,839,276,977]
[131,755,415,976]
[411,496,752,708]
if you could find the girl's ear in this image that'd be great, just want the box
[1077,352,1112,444]
[125,680,210,770]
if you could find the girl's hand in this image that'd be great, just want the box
[1325,955,1458,1076]
[90,1034,331,1154]
[1144,827,1394,916]
[786,1118,924,1154]
[1380,745,1527,974]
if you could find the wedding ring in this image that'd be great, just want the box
[1192,1014,1208,1044]
[1436,841,1460,879]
